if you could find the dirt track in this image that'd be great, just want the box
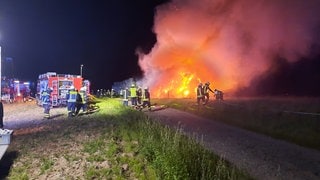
[3,101,67,130]
[146,108,320,180]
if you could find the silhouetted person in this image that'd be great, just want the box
[203,82,214,105]
[0,100,3,128]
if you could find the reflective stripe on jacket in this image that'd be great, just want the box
[123,89,128,99]
[41,91,51,104]
[197,86,204,97]
[67,90,77,103]
[80,91,87,103]
[142,90,150,101]
[130,87,137,97]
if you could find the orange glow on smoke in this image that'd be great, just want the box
[138,42,239,98]
[143,50,237,98]
[139,42,237,98]
[137,0,320,98]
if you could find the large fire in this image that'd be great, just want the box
[155,72,195,98]
[138,0,320,98]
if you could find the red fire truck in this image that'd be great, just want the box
[1,77,31,103]
[36,72,90,107]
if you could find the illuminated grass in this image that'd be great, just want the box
[134,120,245,180]
[153,97,320,150]
[5,98,251,179]
[97,99,249,179]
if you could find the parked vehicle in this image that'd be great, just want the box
[36,72,90,107]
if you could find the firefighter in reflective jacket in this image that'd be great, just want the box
[130,84,137,107]
[137,87,142,106]
[122,88,129,106]
[79,86,88,113]
[41,88,52,119]
[203,82,214,105]
[140,87,151,111]
[196,83,204,105]
[66,86,77,117]
[75,86,88,115]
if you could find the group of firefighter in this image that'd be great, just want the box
[40,81,223,118]
[121,84,151,111]
[196,82,223,105]
[41,85,88,119]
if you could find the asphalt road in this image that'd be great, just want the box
[146,108,320,180]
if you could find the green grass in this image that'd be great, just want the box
[40,157,54,174]
[4,98,251,179]
[152,97,320,150]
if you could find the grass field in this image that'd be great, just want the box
[1,98,251,179]
[152,97,320,150]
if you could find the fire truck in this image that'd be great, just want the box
[1,77,31,103]
[36,72,90,107]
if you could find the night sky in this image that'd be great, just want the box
[1,0,320,96]
[235,54,320,97]
[0,0,167,90]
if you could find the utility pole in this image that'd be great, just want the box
[80,64,84,77]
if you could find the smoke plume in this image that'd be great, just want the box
[138,0,320,97]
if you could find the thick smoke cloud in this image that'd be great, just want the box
[138,0,320,97]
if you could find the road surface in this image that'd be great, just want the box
[146,108,320,180]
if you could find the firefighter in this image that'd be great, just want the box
[66,86,77,117]
[9,90,14,103]
[111,89,115,98]
[129,84,138,107]
[140,87,151,111]
[137,86,142,106]
[214,89,224,101]
[41,88,52,119]
[122,88,129,106]
[75,86,88,115]
[0,100,3,128]
[80,86,88,112]
[196,83,204,105]
[203,82,214,105]
[75,90,82,115]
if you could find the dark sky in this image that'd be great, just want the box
[0,0,167,90]
[235,53,320,97]
[1,0,320,97]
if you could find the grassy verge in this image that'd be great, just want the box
[152,97,320,150]
[3,98,251,179]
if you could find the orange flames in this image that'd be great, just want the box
[137,0,320,98]
[138,37,238,98]
[151,69,230,98]
[155,72,194,98]
[138,46,235,98]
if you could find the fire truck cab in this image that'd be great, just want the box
[37,72,90,107]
